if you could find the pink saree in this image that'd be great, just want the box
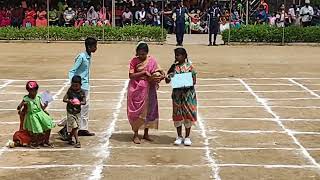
[127,56,161,131]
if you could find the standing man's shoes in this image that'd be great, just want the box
[78,130,95,136]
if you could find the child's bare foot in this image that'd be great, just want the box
[143,135,153,142]
[133,136,141,144]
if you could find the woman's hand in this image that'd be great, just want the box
[145,71,151,77]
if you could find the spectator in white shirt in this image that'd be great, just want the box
[64,7,76,27]
[300,0,314,27]
[122,7,133,26]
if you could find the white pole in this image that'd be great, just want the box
[282,0,286,45]
[112,0,115,27]
[161,0,164,43]
[102,0,105,42]
[47,0,50,42]
[227,0,232,44]
[246,0,249,25]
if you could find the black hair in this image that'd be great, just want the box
[71,75,82,84]
[174,47,188,60]
[136,42,149,54]
[167,48,188,74]
[85,37,97,49]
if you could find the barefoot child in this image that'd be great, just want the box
[127,42,165,144]
[165,48,197,146]
[17,81,55,148]
[63,75,86,148]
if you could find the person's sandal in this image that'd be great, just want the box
[68,140,75,145]
[74,142,81,148]
[43,142,54,148]
[30,143,40,149]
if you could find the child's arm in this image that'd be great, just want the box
[41,100,48,110]
[17,100,27,114]
[165,63,176,84]
[63,93,70,103]
[17,100,25,111]
[68,55,83,81]
[191,64,197,85]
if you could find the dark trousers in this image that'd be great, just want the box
[302,21,311,27]
[12,18,22,28]
[209,22,219,44]
[175,21,185,45]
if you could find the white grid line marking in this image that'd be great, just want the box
[89,80,128,180]
[2,97,320,104]
[196,113,221,180]
[0,80,14,157]
[239,78,320,171]
[2,146,320,153]
[288,79,320,98]
[0,164,317,169]
[1,130,320,136]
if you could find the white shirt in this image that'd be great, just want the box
[300,6,314,22]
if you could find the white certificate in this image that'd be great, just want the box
[40,90,54,104]
[171,72,193,89]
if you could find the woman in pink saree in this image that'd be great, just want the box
[127,42,165,144]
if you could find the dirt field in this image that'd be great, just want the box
[0,43,320,180]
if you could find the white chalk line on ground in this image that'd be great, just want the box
[288,79,320,98]
[1,129,320,136]
[196,113,221,180]
[3,89,316,95]
[2,97,320,104]
[5,104,320,112]
[88,80,128,180]
[3,146,320,153]
[239,79,320,171]
[0,164,317,170]
[0,80,14,158]
[117,117,320,122]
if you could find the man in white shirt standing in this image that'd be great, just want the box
[300,0,314,27]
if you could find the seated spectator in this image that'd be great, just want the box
[64,7,76,27]
[220,16,230,32]
[23,6,36,27]
[300,0,314,27]
[36,6,48,27]
[145,12,154,26]
[74,7,86,28]
[288,4,297,25]
[136,6,146,24]
[0,7,12,27]
[190,14,204,33]
[86,6,98,26]
[276,4,289,27]
[49,7,59,26]
[151,3,161,26]
[98,6,111,26]
[255,5,268,24]
[122,7,133,26]
[260,0,269,14]
[230,8,241,28]
[269,12,277,26]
